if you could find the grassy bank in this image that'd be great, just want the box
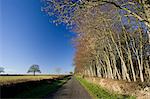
[76,76,136,99]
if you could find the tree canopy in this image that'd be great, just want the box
[27,64,41,76]
[0,67,4,73]
[42,0,150,82]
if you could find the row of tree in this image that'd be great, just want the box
[73,0,150,83]
[43,0,150,82]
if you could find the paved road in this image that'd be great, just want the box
[46,76,92,99]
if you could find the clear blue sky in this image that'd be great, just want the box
[0,0,75,74]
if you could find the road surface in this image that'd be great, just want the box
[45,76,92,99]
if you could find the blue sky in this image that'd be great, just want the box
[0,0,75,74]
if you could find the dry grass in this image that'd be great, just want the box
[76,76,135,99]
[84,77,150,99]
[0,75,59,85]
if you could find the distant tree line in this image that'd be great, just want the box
[43,0,150,82]
[0,67,4,73]
[0,65,67,76]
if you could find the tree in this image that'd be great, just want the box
[27,64,41,76]
[42,0,150,82]
[69,72,73,75]
[0,67,4,73]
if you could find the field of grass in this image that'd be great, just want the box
[0,75,60,85]
[1,75,71,98]
[76,76,136,99]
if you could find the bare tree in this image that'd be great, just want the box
[42,0,150,82]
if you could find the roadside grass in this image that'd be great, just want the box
[14,76,70,98]
[76,76,136,99]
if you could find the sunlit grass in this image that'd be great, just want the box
[0,75,59,85]
[76,76,136,99]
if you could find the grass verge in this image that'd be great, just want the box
[14,76,70,98]
[76,76,136,99]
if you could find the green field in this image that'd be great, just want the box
[14,76,70,98]
[0,75,60,85]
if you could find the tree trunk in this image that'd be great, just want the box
[124,32,136,82]
[34,71,35,76]
[94,64,98,77]
[108,43,121,80]
[131,37,144,82]
[100,60,108,78]
[110,33,131,81]
[104,51,114,79]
